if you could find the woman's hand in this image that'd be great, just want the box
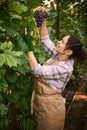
[34,6,46,12]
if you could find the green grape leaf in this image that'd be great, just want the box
[0,41,13,51]
[5,70,17,83]
[0,78,8,92]
[4,53,20,67]
[8,1,28,14]
[16,36,29,52]
[7,92,19,103]
[0,103,8,117]
[19,97,29,110]
[0,49,23,67]
[0,66,6,79]
[0,54,5,67]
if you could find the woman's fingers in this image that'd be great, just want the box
[34,6,46,12]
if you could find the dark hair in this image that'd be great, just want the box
[66,35,87,64]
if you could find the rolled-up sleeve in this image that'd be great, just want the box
[31,63,71,79]
[41,35,57,56]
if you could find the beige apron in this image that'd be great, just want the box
[31,60,66,130]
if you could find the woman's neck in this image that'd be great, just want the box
[58,54,69,61]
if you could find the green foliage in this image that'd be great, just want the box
[0,41,26,67]
[0,0,87,130]
[0,103,8,117]
[23,119,35,130]
[8,1,28,14]
[0,0,43,129]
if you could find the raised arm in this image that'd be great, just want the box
[39,19,57,56]
[39,19,48,37]
[27,51,38,69]
[27,7,57,69]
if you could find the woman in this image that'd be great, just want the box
[28,7,86,130]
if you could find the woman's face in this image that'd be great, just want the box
[55,35,70,54]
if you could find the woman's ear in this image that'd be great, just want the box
[65,49,73,56]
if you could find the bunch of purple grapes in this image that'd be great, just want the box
[34,10,49,28]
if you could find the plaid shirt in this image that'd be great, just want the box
[31,35,74,93]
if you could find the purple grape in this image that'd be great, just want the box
[34,10,49,28]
